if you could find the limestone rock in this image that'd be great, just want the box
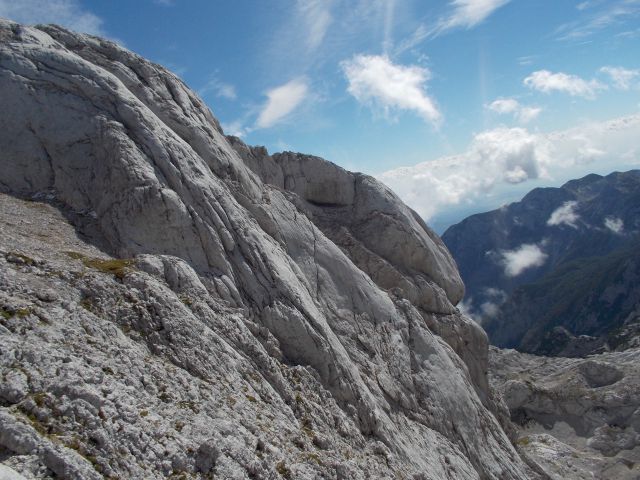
[0,18,536,479]
[490,346,640,479]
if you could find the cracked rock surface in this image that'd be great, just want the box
[490,346,640,479]
[0,18,536,479]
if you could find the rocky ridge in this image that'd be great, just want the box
[0,19,535,479]
[490,346,640,479]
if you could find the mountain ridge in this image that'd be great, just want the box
[0,18,535,479]
[443,169,640,356]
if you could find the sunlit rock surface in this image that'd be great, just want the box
[0,18,536,479]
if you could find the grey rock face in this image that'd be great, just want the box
[490,346,640,479]
[0,19,535,479]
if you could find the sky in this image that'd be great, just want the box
[2,0,640,232]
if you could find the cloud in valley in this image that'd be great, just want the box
[342,54,441,125]
[500,243,548,277]
[604,216,624,234]
[547,201,580,228]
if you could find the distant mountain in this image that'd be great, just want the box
[442,170,640,356]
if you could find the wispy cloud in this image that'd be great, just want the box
[255,78,309,129]
[524,70,606,99]
[221,120,247,138]
[199,77,237,101]
[555,0,640,40]
[487,97,542,123]
[547,201,580,228]
[500,243,548,277]
[377,114,640,221]
[297,0,333,52]
[0,0,105,35]
[600,66,640,90]
[341,54,441,125]
[396,0,509,53]
[437,0,510,32]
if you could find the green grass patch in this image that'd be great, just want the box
[517,436,531,446]
[0,307,31,319]
[8,252,36,265]
[64,251,133,279]
[276,460,292,479]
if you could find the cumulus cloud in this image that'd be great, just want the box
[487,97,542,123]
[341,54,441,124]
[524,70,606,99]
[487,98,518,114]
[438,0,510,31]
[604,216,624,234]
[378,126,550,219]
[255,78,309,129]
[547,201,580,228]
[500,243,548,277]
[377,114,640,222]
[0,0,105,35]
[600,66,640,90]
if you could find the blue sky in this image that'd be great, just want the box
[2,0,640,231]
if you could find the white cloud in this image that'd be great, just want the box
[341,54,441,124]
[377,113,640,222]
[518,106,543,123]
[221,120,247,138]
[487,98,519,114]
[378,127,550,219]
[547,201,580,228]
[0,0,105,35]
[604,216,624,234]
[524,70,606,99]
[255,78,309,129]
[397,0,509,53]
[439,0,510,31]
[556,0,640,40]
[500,243,548,277]
[199,77,237,101]
[600,66,640,90]
[487,98,542,123]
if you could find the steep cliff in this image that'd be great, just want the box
[0,19,535,479]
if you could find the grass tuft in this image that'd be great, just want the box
[64,251,133,279]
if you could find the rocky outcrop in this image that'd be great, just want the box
[442,170,640,356]
[0,19,535,479]
[490,346,640,479]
